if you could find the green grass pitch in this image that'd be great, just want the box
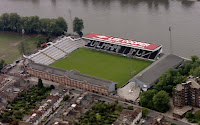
[51,48,152,88]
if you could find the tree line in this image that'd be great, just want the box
[0,13,85,37]
[0,13,68,36]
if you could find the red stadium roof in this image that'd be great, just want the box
[83,33,161,51]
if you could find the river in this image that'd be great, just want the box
[0,0,200,58]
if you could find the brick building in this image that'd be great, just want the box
[173,79,200,107]
[24,60,116,95]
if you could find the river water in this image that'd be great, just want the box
[0,0,200,58]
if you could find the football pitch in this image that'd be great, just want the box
[51,48,152,88]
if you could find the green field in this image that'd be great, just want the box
[0,32,37,63]
[51,48,152,88]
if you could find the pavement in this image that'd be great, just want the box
[8,60,23,74]
[117,82,140,101]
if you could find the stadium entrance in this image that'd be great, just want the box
[83,33,162,61]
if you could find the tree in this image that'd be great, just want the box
[186,112,193,118]
[50,85,55,90]
[0,13,10,31]
[139,89,157,109]
[29,16,40,33]
[194,110,200,121]
[49,20,63,35]
[35,34,46,48]
[13,111,23,120]
[190,66,200,77]
[127,106,134,110]
[186,112,194,119]
[56,17,68,32]
[9,13,21,32]
[154,69,186,95]
[73,17,84,37]
[96,113,101,121]
[181,56,200,76]
[191,56,199,63]
[0,59,5,71]
[63,95,70,101]
[181,60,193,75]
[37,78,44,88]
[153,90,170,112]
[142,108,149,118]
[0,13,68,36]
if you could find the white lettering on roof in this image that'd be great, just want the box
[108,37,123,42]
[96,35,108,39]
[85,33,159,50]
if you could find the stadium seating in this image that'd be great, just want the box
[118,46,126,54]
[85,39,160,60]
[123,47,131,54]
[25,37,84,65]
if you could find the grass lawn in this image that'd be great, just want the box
[51,48,152,88]
[0,32,37,63]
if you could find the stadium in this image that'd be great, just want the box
[24,33,163,94]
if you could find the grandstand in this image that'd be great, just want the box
[83,33,162,60]
[24,36,84,65]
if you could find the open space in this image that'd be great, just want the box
[51,48,152,88]
[0,32,37,63]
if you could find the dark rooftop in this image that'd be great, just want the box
[130,54,184,87]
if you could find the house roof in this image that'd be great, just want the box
[175,79,200,91]
[189,79,200,89]
[176,84,184,91]
[130,54,184,87]
[173,106,192,116]
[150,114,171,125]
[0,75,5,83]
[113,108,141,125]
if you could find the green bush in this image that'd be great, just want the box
[186,112,194,119]
[194,110,200,120]
[127,106,134,110]
[63,95,70,101]
[142,108,149,118]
